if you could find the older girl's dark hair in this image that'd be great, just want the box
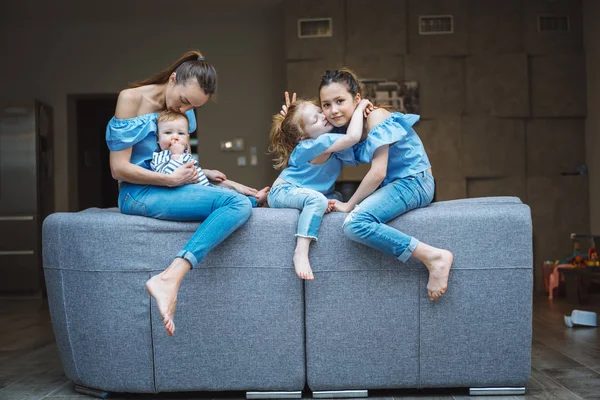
[130,50,217,96]
[268,100,312,170]
[318,68,363,97]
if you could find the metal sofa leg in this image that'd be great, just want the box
[74,385,111,398]
[247,391,303,399]
[469,387,526,396]
[312,390,368,398]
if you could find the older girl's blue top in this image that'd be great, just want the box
[353,112,431,186]
[278,133,357,195]
[105,110,197,170]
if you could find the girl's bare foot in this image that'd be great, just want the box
[256,186,271,206]
[293,251,315,280]
[424,249,453,301]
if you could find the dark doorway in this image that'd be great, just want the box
[72,94,119,210]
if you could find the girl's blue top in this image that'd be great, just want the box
[352,112,431,186]
[278,133,357,195]
[105,110,197,170]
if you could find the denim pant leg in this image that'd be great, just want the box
[119,183,253,268]
[268,183,329,240]
[342,171,435,262]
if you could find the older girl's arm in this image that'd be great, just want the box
[331,145,389,212]
[317,99,373,155]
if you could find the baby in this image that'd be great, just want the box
[151,110,269,205]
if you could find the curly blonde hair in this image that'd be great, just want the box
[268,100,313,170]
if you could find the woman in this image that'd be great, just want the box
[106,50,258,336]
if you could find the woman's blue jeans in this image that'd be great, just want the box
[118,182,253,268]
[343,171,435,261]
[268,182,341,241]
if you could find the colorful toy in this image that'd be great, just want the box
[588,246,599,267]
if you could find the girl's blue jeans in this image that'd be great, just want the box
[118,182,253,268]
[267,182,341,241]
[343,171,435,262]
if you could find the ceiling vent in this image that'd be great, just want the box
[538,15,570,32]
[298,18,332,38]
[419,15,453,35]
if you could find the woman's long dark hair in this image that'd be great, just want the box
[130,50,217,96]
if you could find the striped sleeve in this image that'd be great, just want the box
[161,158,184,174]
[151,150,187,175]
[150,150,172,173]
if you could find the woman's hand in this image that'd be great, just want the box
[205,169,227,182]
[169,161,200,187]
[328,199,354,213]
[280,91,297,117]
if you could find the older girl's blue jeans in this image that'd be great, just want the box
[268,182,341,240]
[118,182,253,268]
[343,171,435,261]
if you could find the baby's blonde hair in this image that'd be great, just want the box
[268,100,313,170]
[157,110,189,131]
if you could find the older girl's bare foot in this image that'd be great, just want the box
[293,251,315,280]
[256,186,271,206]
[145,274,180,336]
[425,249,453,301]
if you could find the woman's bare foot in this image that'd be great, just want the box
[255,186,270,206]
[145,259,190,336]
[293,251,315,280]
[145,274,179,335]
[424,249,453,301]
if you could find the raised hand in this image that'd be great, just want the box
[280,91,297,117]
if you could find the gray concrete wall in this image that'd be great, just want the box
[0,0,285,211]
[285,0,590,292]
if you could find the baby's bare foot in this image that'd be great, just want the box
[256,186,270,206]
[425,249,453,301]
[145,274,179,336]
[293,251,314,280]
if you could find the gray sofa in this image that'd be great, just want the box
[42,197,533,398]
